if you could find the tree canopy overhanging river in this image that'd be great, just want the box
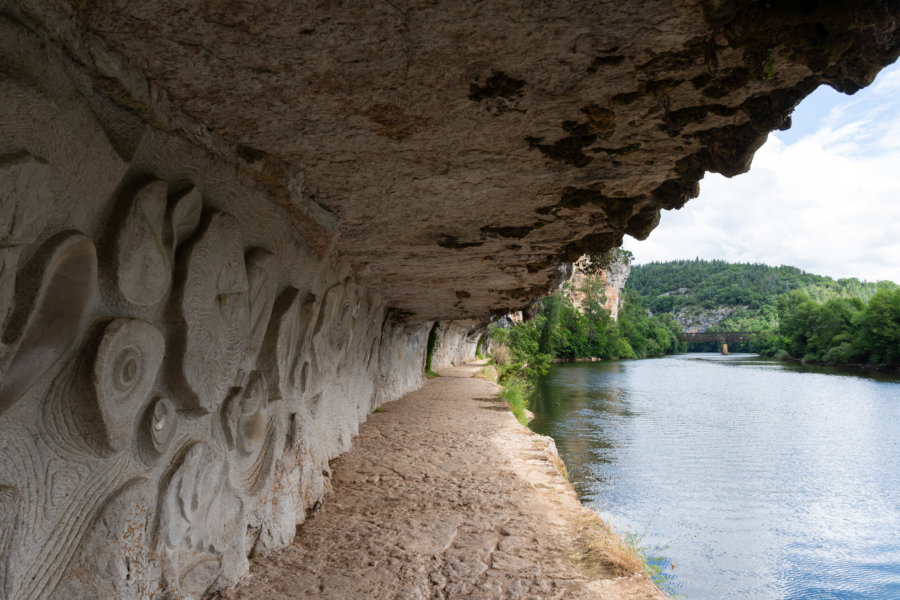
[529,353,900,600]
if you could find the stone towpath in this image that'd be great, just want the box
[221,361,666,600]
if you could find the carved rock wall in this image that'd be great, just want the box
[0,17,469,600]
[3,2,900,598]
[430,320,484,371]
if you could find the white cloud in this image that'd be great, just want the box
[624,64,900,284]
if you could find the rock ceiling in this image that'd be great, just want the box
[9,0,900,320]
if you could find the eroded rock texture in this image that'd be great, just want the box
[0,18,476,599]
[567,250,631,321]
[1,1,900,598]
[5,0,900,320]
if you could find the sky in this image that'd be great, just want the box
[623,62,900,283]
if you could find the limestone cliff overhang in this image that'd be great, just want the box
[6,0,900,322]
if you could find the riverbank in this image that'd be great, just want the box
[774,353,900,376]
[531,355,900,598]
[218,361,665,599]
[551,356,607,363]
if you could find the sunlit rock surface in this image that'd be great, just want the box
[2,1,900,597]
[567,250,632,320]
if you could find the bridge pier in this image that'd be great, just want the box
[721,342,728,355]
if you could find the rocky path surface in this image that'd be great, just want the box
[221,362,666,600]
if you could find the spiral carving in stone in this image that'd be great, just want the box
[92,318,165,453]
[138,396,177,464]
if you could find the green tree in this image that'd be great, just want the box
[853,289,900,367]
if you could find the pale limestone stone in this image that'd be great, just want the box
[0,2,898,598]
[0,233,97,416]
[92,317,165,454]
[0,17,456,598]
[112,180,170,307]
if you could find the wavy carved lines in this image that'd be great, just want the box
[311,278,358,381]
[39,318,164,458]
[0,150,52,366]
[92,318,165,454]
[244,248,278,372]
[0,233,96,417]
[220,371,284,496]
[102,179,203,313]
[156,441,245,596]
[40,357,100,458]
[51,478,156,600]
[0,484,21,600]
[175,212,250,412]
[138,396,177,466]
[9,376,148,600]
[0,46,367,598]
[113,180,170,306]
[259,287,317,404]
[0,141,379,599]
[169,187,202,247]
[0,151,51,247]
[15,454,130,600]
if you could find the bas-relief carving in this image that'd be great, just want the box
[312,279,358,372]
[93,318,166,453]
[51,479,157,600]
[220,371,285,496]
[111,180,171,307]
[0,167,301,597]
[0,22,445,598]
[0,159,381,597]
[157,442,246,597]
[138,395,177,465]
[176,211,251,412]
[0,152,53,350]
[258,287,318,403]
[0,232,96,416]
[0,484,20,600]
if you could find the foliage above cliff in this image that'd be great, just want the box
[626,258,899,354]
[762,288,900,369]
[492,285,684,374]
[627,259,897,315]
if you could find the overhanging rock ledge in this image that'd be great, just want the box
[7,1,900,320]
[1,2,899,598]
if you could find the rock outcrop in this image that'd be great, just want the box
[0,19,476,599]
[5,0,900,322]
[675,306,742,332]
[567,250,632,320]
[2,2,900,598]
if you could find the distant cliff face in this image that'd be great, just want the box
[566,250,631,321]
[674,306,741,332]
[3,2,900,597]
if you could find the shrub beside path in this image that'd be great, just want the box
[221,361,666,600]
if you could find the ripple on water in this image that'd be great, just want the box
[530,354,900,600]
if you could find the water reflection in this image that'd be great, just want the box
[530,354,900,600]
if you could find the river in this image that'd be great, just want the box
[529,353,900,600]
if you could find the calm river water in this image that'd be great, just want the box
[529,354,900,600]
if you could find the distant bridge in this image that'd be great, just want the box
[677,331,775,343]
